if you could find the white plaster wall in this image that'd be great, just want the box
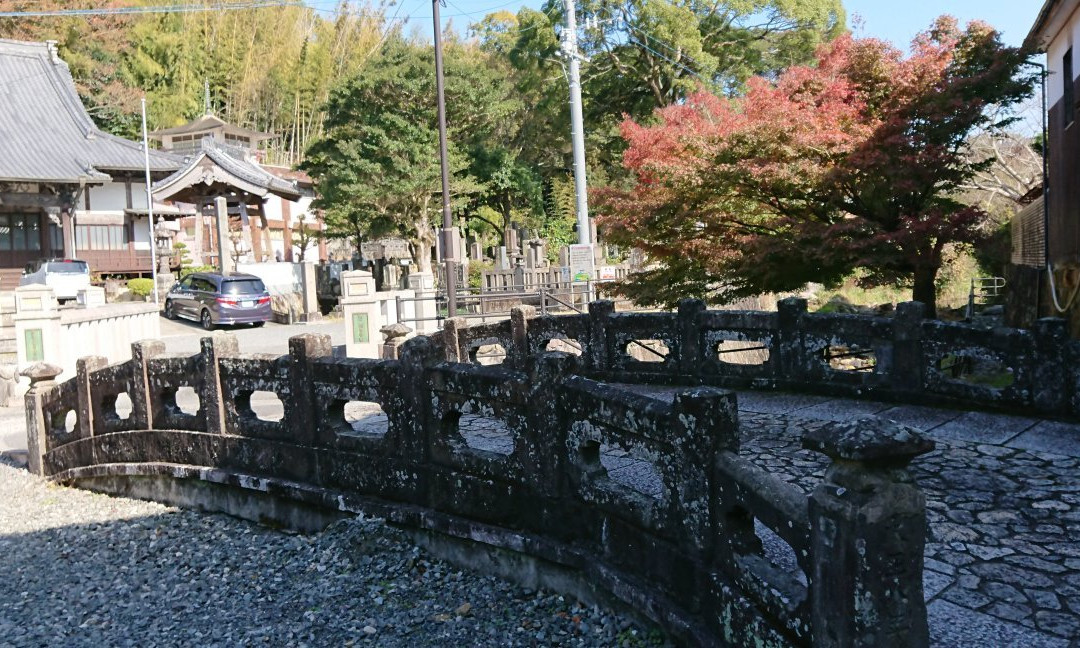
[88,182,128,211]
[130,181,149,210]
[1046,9,1080,107]
[235,262,302,295]
[263,197,284,221]
[131,215,151,250]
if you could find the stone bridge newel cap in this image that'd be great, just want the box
[20,362,62,384]
[380,323,412,340]
[802,416,935,464]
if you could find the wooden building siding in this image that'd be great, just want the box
[1048,99,1080,265]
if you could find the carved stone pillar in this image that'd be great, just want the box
[804,417,934,648]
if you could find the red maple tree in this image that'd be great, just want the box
[596,17,1036,316]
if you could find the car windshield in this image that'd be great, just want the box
[47,261,88,274]
[220,279,265,295]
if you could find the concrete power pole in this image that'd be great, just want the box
[561,0,590,246]
[433,0,457,316]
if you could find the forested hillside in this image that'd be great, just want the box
[0,0,382,165]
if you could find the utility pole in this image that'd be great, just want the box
[561,0,590,245]
[432,0,457,317]
[140,97,159,304]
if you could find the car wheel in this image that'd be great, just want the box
[251,321,265,328]
[163,300,175,320]
[201,309,214,331]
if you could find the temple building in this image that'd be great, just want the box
[0,39,181,289]
[150,113,325,268]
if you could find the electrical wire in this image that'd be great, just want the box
[0,1,301,18]
[1046,264,1080,312]
[627,35,707,83]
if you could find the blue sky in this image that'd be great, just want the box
[369,0,1043,49]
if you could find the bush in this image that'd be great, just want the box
[468,261,493,290]
[180,264,214,278]
[127,278,155,298]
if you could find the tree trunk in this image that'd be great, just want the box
[912,267,938,319]
[413,215,434,274]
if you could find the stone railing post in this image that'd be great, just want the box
[441,317,464,363]
[1032,318,1068,414]
[290,333,332,446]
[22,362,62,476]
[671,387,738,552]
[524,351,580,495]
[75,356,109,439]
[130,340,165,430]
[587,300,615,373]
[677,299,706,377]
[803,417,934,648]
[891,301,926,396]
[399,335,444,461]
[776,297,808,384]
[200,332,238,435]
[509,305,536,367]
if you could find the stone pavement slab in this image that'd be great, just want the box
[725,390,833,415]
[877,404,963,432]
[928,411,1040,445]
[927,600,1069,648]
[1008,420,1080,458]
[789,398,893,421]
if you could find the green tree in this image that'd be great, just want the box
[303,37,522,271]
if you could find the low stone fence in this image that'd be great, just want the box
[13,283,159,380]
[441,298,1078,420]
[27,320,932,647]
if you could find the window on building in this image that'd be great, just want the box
[224,134,251,147]
[49,222,63,251]
[75,224,128,251]
[1065,48,1074,128]
[0,214,42,251]
[0,215,11,250]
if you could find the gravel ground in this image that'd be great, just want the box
[0,458,665,647]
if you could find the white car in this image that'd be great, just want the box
[20,258,91,302]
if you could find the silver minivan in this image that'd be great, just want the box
[164,272,272,330]
[20,258,91,302]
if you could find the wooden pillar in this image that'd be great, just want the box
[61,208,75,259]
[317,215,327,262]
[282,198,294,262]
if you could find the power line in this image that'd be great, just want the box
[621,19,706,71]
[627,35,708,84]
[0,1,302,18]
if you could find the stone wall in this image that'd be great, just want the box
[27,309,935,647]
[440,298,1079,420]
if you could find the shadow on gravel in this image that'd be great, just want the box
[0,503,665,647]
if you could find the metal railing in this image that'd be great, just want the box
[394,280,618,329]
[966,276,1006,319]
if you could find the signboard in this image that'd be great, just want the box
[352,313,369,344]
[360,241,382,260]
[24,329,43,362]
[360,238,411,260]
[380,238,411,258]
[568,244,595,283]
[597,265,618,281]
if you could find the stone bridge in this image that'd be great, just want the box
[23,298,1079,647]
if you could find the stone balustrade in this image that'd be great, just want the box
[439,298,1077,420]
[26,304,938,647]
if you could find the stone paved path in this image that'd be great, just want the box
[612,386,1080,648]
